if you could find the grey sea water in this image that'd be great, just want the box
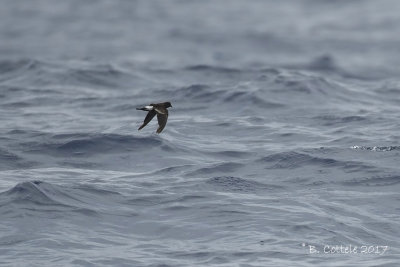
[1,0,400,266]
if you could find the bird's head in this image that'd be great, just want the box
[164,102,172,108]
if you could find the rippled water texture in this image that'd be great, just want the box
[1,1,400,266]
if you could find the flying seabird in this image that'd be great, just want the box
[136,102,172,133]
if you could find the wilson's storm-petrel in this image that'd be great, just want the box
[136,102,172,133]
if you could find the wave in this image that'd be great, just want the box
[1,59,372,115]
[350,145,400,152]
[0,58,70,87]
[184,64,241,73]
[21,133,171,156]
[0,59,43,85]
[0,59,42,75]
[4,130,195,171]
[152,67,369,112]
[271,71,351,98]
[206,176,282,193]
[0,147,36,170]
[0,181,124,217]
[184,162,244,176]
[0,58,142,90]
[206,150,253,158]
[375,80,400,96]
[0,148,21,161]
[342,175,400,187]
[258,151,375,172]
[307,54,339,72]
[67,64,135,88]
[162,83,284,110]
[313,115,368,126]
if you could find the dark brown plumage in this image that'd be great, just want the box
[136,102,172,133]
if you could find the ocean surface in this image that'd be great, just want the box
[1,0,400,266]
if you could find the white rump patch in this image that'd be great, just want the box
[145,106,153,110]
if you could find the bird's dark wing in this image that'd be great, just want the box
[138,110,156,130]
[156,112,168,133]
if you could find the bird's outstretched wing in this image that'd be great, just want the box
[156,113,168,133]
[138,110,156,130]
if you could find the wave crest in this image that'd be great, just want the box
[0,181,123,216]
[24,133,165,156]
